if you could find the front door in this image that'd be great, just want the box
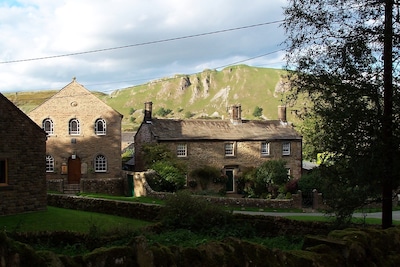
[225,169,234,192]
[68,156,81,184]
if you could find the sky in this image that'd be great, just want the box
[0,0,288,93]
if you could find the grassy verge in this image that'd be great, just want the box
[0,206,153,233]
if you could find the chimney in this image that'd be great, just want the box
[230,104,242,124]
[144,101,153,123]
[278,105,287,123]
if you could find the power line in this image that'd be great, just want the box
[0,20,283,64]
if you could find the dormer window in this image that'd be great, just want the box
[95,118,106,135]
[69,119,80,135]
[42,118,54,135]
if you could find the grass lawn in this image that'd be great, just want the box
[0,206,153,233]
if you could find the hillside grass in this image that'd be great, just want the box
[4,65,303,131]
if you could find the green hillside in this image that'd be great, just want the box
[4,65,302,131]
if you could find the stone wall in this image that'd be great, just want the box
[47,194,161,221]
[81,178,124,196]
[0,94,47,215]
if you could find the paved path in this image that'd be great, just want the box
[233,210,400,221]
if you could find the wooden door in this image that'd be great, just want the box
[68,156,81,184]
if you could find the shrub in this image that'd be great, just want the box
[160,190,232,232]
[190,166,221,190]
[150,161,186,192]
[252,106,263,117]
[244,160,289,198]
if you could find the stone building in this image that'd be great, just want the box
[134,102,302,193]
[0,93,47,215]
[28,78,123,194]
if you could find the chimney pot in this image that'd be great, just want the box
[278,105,287,122]
[144,101,153,123]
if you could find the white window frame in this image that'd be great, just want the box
[42,118,54,135]
[46,155,55,172]
[69,119,80,135]
[177,144,187,157]
[261,142,270,156]
[282,142,291,156]
[95,118,106,135]
[224,142,235,157]
[94,155,107,172]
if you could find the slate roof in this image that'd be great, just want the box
[148,118,301,141]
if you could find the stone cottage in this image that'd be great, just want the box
[0,93,47,215]
[28,78,123,194]
[134,102,302,193]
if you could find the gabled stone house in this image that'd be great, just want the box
[0,93,47,215]
[28,78,123,194]
[134,102,302,193]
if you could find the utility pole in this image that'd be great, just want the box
[382,0,394,229]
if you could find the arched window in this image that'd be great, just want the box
[46,155,55,172]
[95,118,106,135]
[69,119,80,135]
[42,118,54,135]
[94,155,107,172]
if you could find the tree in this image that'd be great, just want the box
[141,143,187,192]
[252,106,263,118]
[283,0,400,228]
[245,160,289,198]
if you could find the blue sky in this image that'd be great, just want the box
[0,0,287,93]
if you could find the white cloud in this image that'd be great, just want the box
[0,0,287,93]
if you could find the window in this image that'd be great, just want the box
[177,144,187,157]
[94,155,107,172]
[261,142,270,156]
[225,142,235,156]
[282,142,291,156]
[95,118,106,135]
[0,159,7,185]
[46,155,55,172]
[42,118,54,135]
[69,119,80,135]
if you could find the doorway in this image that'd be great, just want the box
[68,156,81,184]
[225,169,234,192]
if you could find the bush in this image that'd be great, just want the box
[190,166,221,190]
[150,161,186,192]
[160,191,232,232]
[245,160,289,198]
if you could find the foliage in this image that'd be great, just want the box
[129,107,136,115]
[184,111,194,118]
[244,160,289,198]
[190,166,222,190]
[283,0,400,227]
[252,106,263,117]
[141,143,187,192]
[155,107,173,117]
[149,161,186,192]
[159,190,233,232]
[129,116,136,123]
[121,148,134,159]
[297,169,324,193]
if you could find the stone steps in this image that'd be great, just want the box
[63,184,80,194]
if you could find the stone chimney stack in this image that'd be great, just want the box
[144,101,153,123]
[230,104,242,124]
[278,105,287,123]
